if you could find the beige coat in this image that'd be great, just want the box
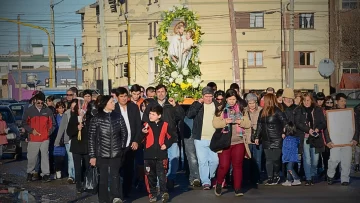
[243,106,262,145]
[212,112,252,158]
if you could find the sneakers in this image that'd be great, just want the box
[149,196,157,203]
[355,164,360,172]
[67,177,75,184]
[341,182,349,186]
[161,193,169,203]
[272,176,280,185]
[56,171,61,179]
[310,176,315,185]
[214,183,222,196]
[234,189,244,197]
[191,179,201,187]
[27,173,33,182]
[203,184,211,190]
[265,178,273,186]
[305,180,311,186]
[42,175,51,183]
[327,176,334,185]
[112,198,123,203]
[292,179,301,186]
[282,180,292,186]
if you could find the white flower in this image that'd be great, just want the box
[175,77,183,84]
[192,82,199,88]
[187,78,194,84]
[182,68,189,76]
[169,78,174,83]
[194,76,202,84]
[171,71,178,79]
[177,74,183,79]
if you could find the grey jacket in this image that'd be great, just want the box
[54,109,71,146]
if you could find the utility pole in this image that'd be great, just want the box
[282,2,288,87]
[288,0,295,88]
[99,0,109,94]
[126,20,131,85]
[227,0,241,92]
[17,14,22,100]
[74,38,78,88]
[50,0,57,87]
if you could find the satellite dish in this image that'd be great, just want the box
[318,58,335,78]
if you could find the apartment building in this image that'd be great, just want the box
[78,0,330,94]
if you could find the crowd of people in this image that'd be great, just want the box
[19,82,360,203]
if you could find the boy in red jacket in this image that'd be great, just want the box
[136,105,176,203]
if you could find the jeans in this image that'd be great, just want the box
[286,162,300,181]
[65,143,75,179]
[72,154,89,190]
[217,143,245,190]
[303,138,319,180]
[184,138,200,183]
[98,157,123,203]
[248,144,262,172]
[264,148,282,178]
[194,139,219,185]
[166,143,179,180]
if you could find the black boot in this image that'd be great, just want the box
[355,164,360,172]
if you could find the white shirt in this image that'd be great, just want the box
[120,104,131,147]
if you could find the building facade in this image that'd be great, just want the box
[79,0,330,94]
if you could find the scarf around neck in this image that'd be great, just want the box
[304,106,314,129]
[223,103,245,136]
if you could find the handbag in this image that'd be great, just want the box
[84,166,99,194]
[6,133,16,140]
[0,134,8,145]
[210,127,232,152]
[53,146,66,157]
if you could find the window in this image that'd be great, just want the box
[22,66,34,69]
[155,62,159,74]
[299,51,314,66]
[94,68,97,80]
[250,12,264,28]
[120,63,124,77]
[98,67,101,80]
[343,62,359,73]
[154,0,158,3]
[97,38,101,52]
[247,51,263,67]
[342,0,358,9]
[124,30,128,45]
[299,13,314,29]
[119,31,123,47]
[81,14,85,30]
[12,65,18,69]
[96,6,100,24]
[153,21,158,38]
[148,23,152,40]
[148,0,151,6]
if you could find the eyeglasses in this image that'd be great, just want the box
[66,94,73,96]
[216,98,223,101]
[326,101,333,104]
[36,102,44,105]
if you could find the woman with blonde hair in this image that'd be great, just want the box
[253,93,287,186]
[294,93,326,186]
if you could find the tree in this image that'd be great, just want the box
[339,9,360,65]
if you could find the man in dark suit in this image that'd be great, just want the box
[114,87,142,198]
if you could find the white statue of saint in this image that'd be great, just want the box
[168,21,186,69]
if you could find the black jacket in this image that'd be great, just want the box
[88,111,128,159]
[66,113,89,155]
[187,101,217,140]
[254,107,287,149]
[282,103,297,123]
[114,102,142,144]
[142,99,184,143]
[294,106,326,153]
[139,120,176,160]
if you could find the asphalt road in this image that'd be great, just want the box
[1,158,360,203]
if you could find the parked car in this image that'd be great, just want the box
[331,90,360,108]
[0,98,18,105]
[0,106,22,159]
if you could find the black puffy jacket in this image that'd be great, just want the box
[88,111,128,159]
[254,107,287,149]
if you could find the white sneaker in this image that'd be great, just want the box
[56,171,61,179]
[292,179,301,186]
[282,180,292,186]
[112,198,123,203]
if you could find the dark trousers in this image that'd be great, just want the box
[73,153,90,190]
[54,156,64,172]
[264,148,282,178]
[98,157,122,203]
[121,148,135,196]
[144,159,168,198]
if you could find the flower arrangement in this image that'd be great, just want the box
[155,5,204,102]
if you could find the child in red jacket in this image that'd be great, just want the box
[136,105,176,203]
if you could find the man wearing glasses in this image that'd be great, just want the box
[22,92,56,183]
[65,87,78,109]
